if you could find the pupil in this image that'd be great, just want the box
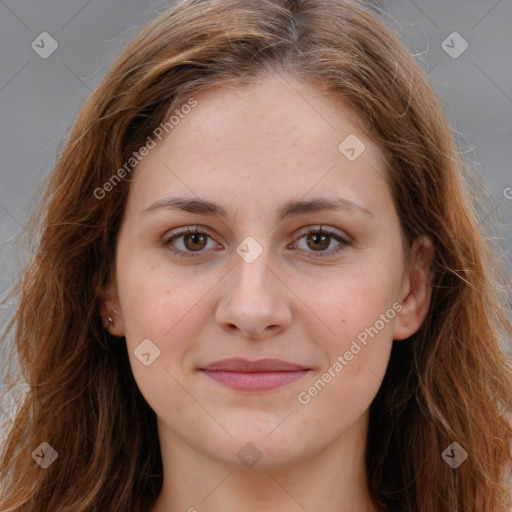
[309,233,329,250]
[185,233,206,250]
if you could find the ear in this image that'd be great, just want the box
[393,236,435,341]
[98,280,126,337]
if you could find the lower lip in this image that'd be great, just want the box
[200,370,309,392]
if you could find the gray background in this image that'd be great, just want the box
[0,0,511,400]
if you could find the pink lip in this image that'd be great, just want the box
[199,358,310,392]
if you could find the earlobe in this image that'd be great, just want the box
[98,282,125,337]
[393,236,435,341]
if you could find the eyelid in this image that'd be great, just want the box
[161,224,351,259]
[161,225,220,250]
[289,225,351,259]
[293,225,351,243]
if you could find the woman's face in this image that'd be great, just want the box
[103,73,433,470]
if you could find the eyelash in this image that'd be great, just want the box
[161,225,351,259]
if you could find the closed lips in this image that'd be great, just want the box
[199,358,310,392]
[199,357,309,372]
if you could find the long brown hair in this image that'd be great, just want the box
[1,0,511,510]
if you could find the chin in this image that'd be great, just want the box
[209,427,314,471]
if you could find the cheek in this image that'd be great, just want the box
[118,253,209,339]
[118,265,207,418]
[117,258,223,401]
[296,316,394,432]
[299,266,399,388]
[295,262,400,340]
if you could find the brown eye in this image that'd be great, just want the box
[291,226,350,259]
[162,225,350,260]
[182,232,208,251]
[162,226,219,258]
[305,232,331,251]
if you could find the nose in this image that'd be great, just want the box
[215,245,293,340]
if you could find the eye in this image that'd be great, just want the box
[162,226,220,258]
[289,225,350,259]
[161,225,351,259]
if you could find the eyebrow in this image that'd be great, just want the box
[141,196,374,220]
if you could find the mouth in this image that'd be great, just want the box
[198,358,311,392]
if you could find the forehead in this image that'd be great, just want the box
[176,74,371,154]
[127,73,390,217]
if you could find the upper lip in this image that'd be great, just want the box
[200,358,309,372]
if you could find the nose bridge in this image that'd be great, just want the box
[215,233,292,338]
[232,234,276,299]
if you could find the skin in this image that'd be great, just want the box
[100,71,434,512]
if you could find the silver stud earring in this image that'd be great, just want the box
[107,316,113,323]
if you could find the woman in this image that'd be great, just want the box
[1,0,511,510]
